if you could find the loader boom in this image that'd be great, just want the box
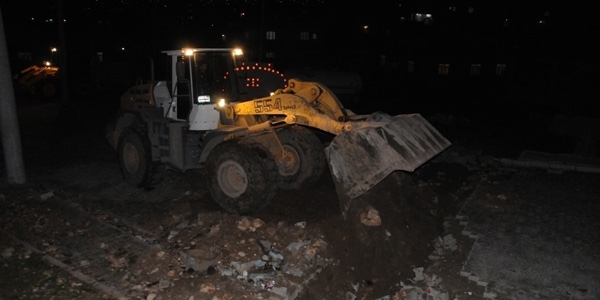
[225,78,452,201]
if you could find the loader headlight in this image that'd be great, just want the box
[217,98,226,107]
[232,48,243,56]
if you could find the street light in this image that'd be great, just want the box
[50,47,57,64]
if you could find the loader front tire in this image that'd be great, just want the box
[117,128,162,187]
[36,77,61,102]
[277,126,326,190]
[206,140,280,215]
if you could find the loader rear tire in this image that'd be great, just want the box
[277,126,326,190]
[117,128,163,187]
[206,140,280,215]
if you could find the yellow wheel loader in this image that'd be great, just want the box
[13,64,61,101]
[105,48,451,215]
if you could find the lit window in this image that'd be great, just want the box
[300,32,309,41]
[408,60,415,73]
[266,31,276,40]
[496,64,506,75]
[18,52,32,61]
[438,64,450,76]
[470,64,481,75]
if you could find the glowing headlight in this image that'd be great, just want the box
[217,99,226,107]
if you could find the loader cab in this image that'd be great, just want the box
[165,48,242,129]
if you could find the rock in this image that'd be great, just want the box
[252,218,266,229]
[182,247,221,273]
[158,279,170,289]
[199,282,216,294]
[1,247,14,259]
[237,217,252,231]
[360,207,382,226]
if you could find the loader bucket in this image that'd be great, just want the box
[324,112,451,213]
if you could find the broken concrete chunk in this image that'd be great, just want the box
[360,207,382,226]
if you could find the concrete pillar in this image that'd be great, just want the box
[0,5,27,184]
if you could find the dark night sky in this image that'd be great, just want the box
[2,0,597,112]
[2,0,597,62]
[2,1,599,154]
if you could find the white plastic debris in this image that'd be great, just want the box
[167,230,178,241]
[413,267,425,281]
[294,221,307,228]
[345,292,357,300]
[40,191,54,200]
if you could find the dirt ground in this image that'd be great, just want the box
[1,98,599,300]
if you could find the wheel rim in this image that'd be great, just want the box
[217,160,248,198]
[42,83,57,97]
[278,145,300,176]
[123,143,140,174]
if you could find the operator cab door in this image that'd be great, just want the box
[169,52,240,130]
[167,56,192,121]
[174,58,191,120]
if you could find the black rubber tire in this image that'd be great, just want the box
[36,77,60,102]
[277,126,326,190]
[117,127,163,187]
[205,140,280,215]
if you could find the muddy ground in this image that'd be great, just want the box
[1,94,599,300]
